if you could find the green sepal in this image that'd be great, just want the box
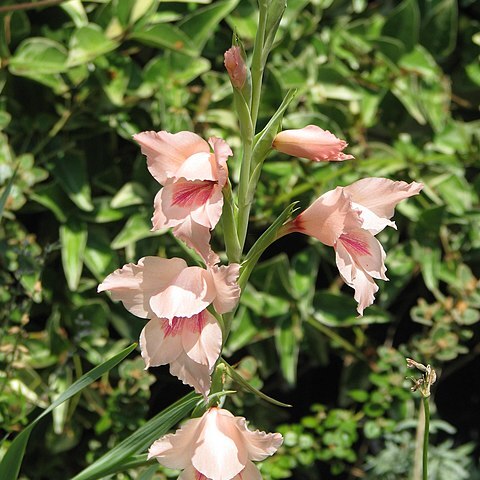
[222,180,242,263]
[221,359,292,408]
[251,89,297,169]
[262,0,287,63]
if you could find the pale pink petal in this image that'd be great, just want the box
[293,187,362,246]
[209,263,241,314]
[175,152,217,182]
[170,352,212,396]
[189,184,224,229]
[209,137,232,187]
[177,465,197,480]
[150,267,215,320]
[234,416,283,461]
[151,187,181,230]
[173,218,220,266]
[148,416,204,467]
[134,131,210,185]
[338,230,387,280]
[139,318,182,368]
[238,461,263,480]
[335,239,380,316]
[179,462,262,480]
[273,125,354,162]
[192,408,247,480]
[344,178,423,227]
[98,256,187,318]
[153,180,223,231]
[182,310,222,369]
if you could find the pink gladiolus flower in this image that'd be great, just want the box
[289,178,423,315]
[224,46,247,90]
[140,310,222,397]
[133,131,232,262]
[148,407,283,480]
[272,125,354,162]
[97,256,240,321]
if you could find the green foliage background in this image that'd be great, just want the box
[0,0,479,478]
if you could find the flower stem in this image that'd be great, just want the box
[422,396,430,480]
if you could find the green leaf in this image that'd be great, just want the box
[0,163,18,221]
[275,315,300,385]
[0,343,137,480]
[381,0,420,52]
[51,154,94,212]
[60,219,88,291]
[68,24,119,67]
[9,38,67,75]
[130,24,198,57]
[420,0,458,58]
[71,392,200,480]
[313,292,391,326]
[179,0,239,51]
[111,212,166,249]
[61,0,89,27]
[110,182,149,208]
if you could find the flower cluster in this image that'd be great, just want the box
[97,37,423,480]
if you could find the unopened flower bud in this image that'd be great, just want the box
[273,125,354,162]
[224,46,247,90]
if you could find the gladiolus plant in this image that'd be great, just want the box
[96,1,424,478]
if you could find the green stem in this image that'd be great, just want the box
[250,4,268,130]
[422,396,430,480]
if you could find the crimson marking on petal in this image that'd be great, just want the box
[162,311,207,337]
[171,180,216,207]
[162,317,184,337]
[195,470,208,480]
[339,233,371,256]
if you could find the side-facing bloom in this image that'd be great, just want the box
[224,46,247,90]
[98,256,240,395]
[149,407,283,480]
[287,178,423,315]
[133,131,232,261]
[272,125,354,162]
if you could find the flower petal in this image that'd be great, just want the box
[169,352,212,396]
[273,125,354,162]
[139,318,182,368]
[150,266,215,320]
[234,416,283,461]
[335,237,382,316]
[294,187,361,246]
[338,230,387,280]
[148,417,204,468]
[192,408,248,480]
[173,218,220,266]
[182,310,222,369]
[98,256,187,318]
[134,131,210,185]
[344,178,423,231]
[209,263,241,314]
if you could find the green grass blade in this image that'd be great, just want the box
[71,391,200,480]
[0,343,137,480]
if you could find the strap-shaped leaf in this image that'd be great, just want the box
[71,391,201,480]
[0,343,137,480]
